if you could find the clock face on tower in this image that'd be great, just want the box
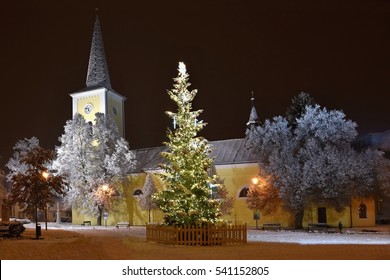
[84,103,94,114]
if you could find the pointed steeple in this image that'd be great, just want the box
[86,13,112,89]
[246,91,261,129]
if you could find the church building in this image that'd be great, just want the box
[70,14,381,229]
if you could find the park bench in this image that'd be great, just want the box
[0,225,9,236]
[116,222,130,229]
[307,223,328,232]
[81,221,91,226]
[262,223,281,230]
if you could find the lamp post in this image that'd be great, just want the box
[251,177,260,230]
[101,184,109,227]
[42,171,50,231]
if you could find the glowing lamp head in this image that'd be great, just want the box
[251,177,259,185]
[42,171,49,179]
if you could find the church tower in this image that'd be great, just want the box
[70,13,126,136]
[246,92,261,132]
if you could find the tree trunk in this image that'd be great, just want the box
[35,206,40,239]
[56,201,61,224]
[294,210,304,229]
[97,206,103,226]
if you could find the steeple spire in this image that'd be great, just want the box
[86,13,112,89]
[246,91,260,129]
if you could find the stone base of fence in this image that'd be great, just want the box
[146,224,247,246]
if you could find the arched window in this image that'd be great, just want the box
[133,189,143,196]
[239,186,250,198]
[359,204,367,219]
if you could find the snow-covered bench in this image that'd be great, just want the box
[307,223,328,232]
[262,223,281,230]
[116,222,130,229]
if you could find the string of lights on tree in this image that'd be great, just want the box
[153,62,223,226]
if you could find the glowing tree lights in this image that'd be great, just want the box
[153,62,223,226]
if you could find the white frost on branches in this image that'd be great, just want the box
[53,113,135,216]
[247,104,386,220]
[6,137,40,182]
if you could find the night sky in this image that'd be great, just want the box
[1,0,390,168]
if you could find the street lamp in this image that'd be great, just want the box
[251,177,259,185]
[42,171,50,231]
[251,176,260,230]
[42,171,49,179]
[101,184,109,192]
[100,184,109,227]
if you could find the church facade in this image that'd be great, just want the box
[69,15,380,229]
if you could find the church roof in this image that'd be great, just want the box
[86,15,112,89]
[131,138,259,173]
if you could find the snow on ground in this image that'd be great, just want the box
[247,229,390,244]
[24,223,390,245]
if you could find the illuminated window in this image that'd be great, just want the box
[359,204,367,219]
[239,186,249,198]
[133,189,143,196]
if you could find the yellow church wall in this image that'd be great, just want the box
[351,196,375,227]
[303,204,350,228]
[71,166,376,229]
[214,163,294,227]
[215,163,257,226]
[106,95,124,136]
[301,196,375,228]
[77,95,101,123]
[128,172,166,226]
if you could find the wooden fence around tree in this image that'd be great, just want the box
[146,224,247,246]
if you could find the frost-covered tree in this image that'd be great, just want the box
[153,62,222,226]
[92,113,135,224]
[7,144,66,238]
[53,114,95,216]
[285,92,315,129]
[139,173,159,223]
[247,103,385,228]
[54,113,135,225]
[6,137,40,183]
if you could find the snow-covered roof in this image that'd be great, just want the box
[131,146,167,173]
[211,138,259,165]
[130,138,259,173]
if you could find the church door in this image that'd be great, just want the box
[317,207,327,223]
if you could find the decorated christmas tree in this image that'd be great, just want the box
[153,62,222,226]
